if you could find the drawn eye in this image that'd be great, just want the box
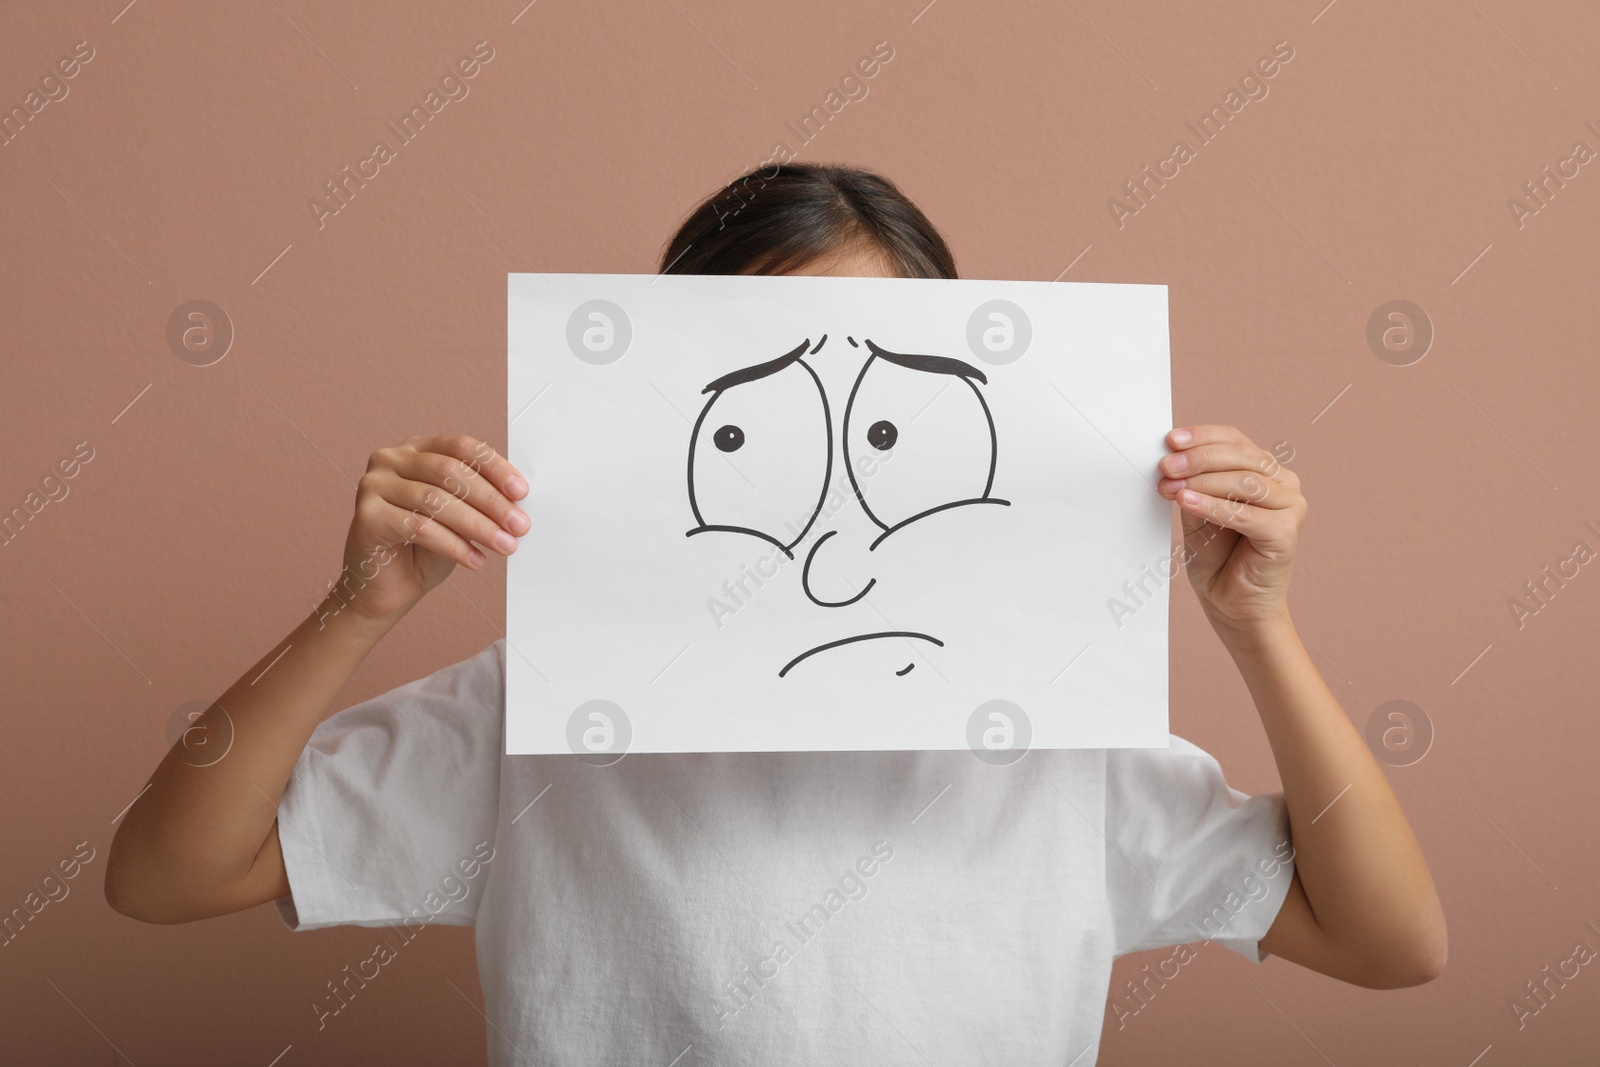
[714,425,745,452]
[688,361,830,553]
[844,354,998,535]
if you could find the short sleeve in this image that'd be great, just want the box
[274,639,504,932]
[1105,735,1295,963]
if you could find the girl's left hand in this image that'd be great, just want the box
[1157,424,1306,638]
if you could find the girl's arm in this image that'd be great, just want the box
[1157,425,1446,988]
[105,435,529,924]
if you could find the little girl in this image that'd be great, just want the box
[107,162,1445,1064]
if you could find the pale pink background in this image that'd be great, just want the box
[3,1,1597,1063]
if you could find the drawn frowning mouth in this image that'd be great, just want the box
[777,631,943,678]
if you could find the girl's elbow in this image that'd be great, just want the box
[1366,919,1448,989]
[103,839,197,925]
[105,872,205,925]
[103,851,166,924]
[1402,927,1449,986]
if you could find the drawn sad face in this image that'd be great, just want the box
[686,334,1009,678]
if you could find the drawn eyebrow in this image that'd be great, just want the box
[702,338,815,394]
[862,339,987,384]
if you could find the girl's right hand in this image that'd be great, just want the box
[336,435,530,624]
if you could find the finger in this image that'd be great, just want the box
[392,441,530,538]
[1167,424,1252,449]
[373,499,486,570]
[379,471,520,556]
[1159,469,1299,510]
[407,434,530,502]
[1176,487,1296,543]
[1167,425,1294,481]
[1160,439,1283,482]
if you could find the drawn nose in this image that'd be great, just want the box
[801,529,876,607]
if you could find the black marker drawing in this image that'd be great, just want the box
[685,336,832,559]
[777,631,945,679]
[687,333,1010,677]
[800,530,874,607]
[842,338,1010,550]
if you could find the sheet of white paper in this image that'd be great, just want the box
[506,273,1171,757]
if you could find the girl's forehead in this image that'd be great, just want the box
[773,246,907,280]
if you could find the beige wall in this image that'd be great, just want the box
[3,0,1597,1062]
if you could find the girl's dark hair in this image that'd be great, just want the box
[659,162,957,279]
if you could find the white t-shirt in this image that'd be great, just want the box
[276,639,1294,1064]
